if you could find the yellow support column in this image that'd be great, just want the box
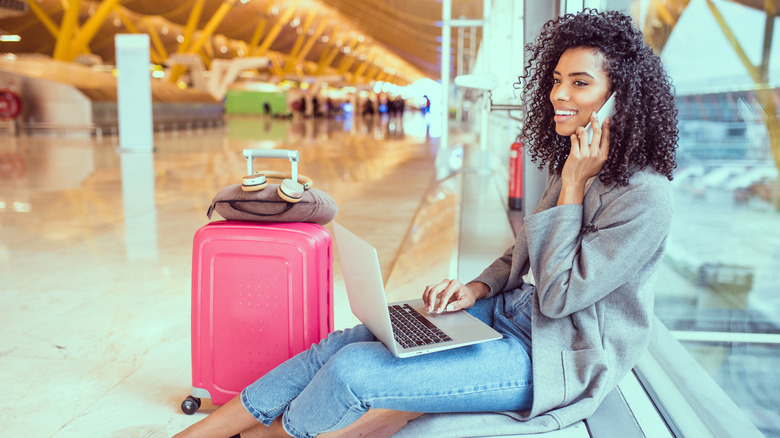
[247,1,278,56]
[291,10,316,55]
[337,57,356,76]
[199,50,211,69]
[374,71,389,83]
[335,38,361,74]
[115,9,161,63]
[238,40,249,56]
[705,0,760,82]
[643,0,691,52]
[287,20,328,74]
[26,0,60,38]
[283,9,316,73]
[169,0,238,84]
[178,0,206,54]
[315,46,337,73]
[187,0,237,55]
[314,28,341,73]
[355,65,372,84]
[317,37,353,75]
[143,17,169,62]
[53,0,82,60]
[202,40,214,58]
[255,2,298,57]
[364,65,381,84]
[268,53,285,78]
[351,54,374,84]
[705,0,780,175]
[116,9,138,32]
[67,0,122,60]
[371,65,385,82]
[247,20,268,55]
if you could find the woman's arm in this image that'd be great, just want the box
[558,115,610,206]
[522,114,673,319]
[526,175,673,319]
[468,244,519,298]
[467,169,561,298]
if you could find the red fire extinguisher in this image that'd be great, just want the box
[0,89,22,120]
[508,141,523,210]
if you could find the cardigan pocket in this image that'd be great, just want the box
[560,348,608,407]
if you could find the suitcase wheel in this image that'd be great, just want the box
[181,396,202,415]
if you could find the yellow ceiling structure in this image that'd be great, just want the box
[0,0,776,88]
[0,0,484,86]
[642,0,777,51]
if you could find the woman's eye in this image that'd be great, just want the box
[574,80,588,86]
[552,78,561,84]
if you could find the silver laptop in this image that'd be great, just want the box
[332,222,502,358]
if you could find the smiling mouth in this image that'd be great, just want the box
[555,109,577,116]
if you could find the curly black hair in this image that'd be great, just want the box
[518,9,678,186]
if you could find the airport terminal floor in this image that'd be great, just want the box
[1,111,779,437]
[0,112,469,437]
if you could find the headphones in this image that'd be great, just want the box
[241,149,313,203]
[242,170,313,202]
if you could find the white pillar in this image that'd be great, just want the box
[441,0,452,155]
[115,34,154,152]
[523,1,559,215]
[456,25,464,124]
[116,34,157,259]
[479,0,492,171]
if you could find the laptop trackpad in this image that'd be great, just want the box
[400,298,502,344]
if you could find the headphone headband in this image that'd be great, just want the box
[257,170,313,189]
[241,170,314,199]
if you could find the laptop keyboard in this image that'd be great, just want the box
[388,304,453,348]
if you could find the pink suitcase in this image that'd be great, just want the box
[181,220,333,414]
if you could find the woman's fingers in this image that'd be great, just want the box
[441,291,465,312]
[561,113,610,187]
[422,283,437,310]
[599,116,610,160]
[570,133,580,156]
[422,279,469,313]
[438,281,462,312]
[422,280,449,311]
[433,280,458,312]
[578,113,609,158]
[590,111,602,149]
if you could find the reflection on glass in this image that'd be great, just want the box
[641,0,780,435]
[120,151,157,260]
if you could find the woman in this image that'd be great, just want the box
[175,9,678,438]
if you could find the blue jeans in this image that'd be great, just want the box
[240,287,534,438]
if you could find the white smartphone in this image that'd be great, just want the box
[585,93,616,144]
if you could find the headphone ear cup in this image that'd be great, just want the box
[278,179,304,203]
[242,174,268,191]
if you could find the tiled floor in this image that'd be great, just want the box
[0,113,468,437]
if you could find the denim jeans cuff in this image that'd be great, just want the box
[282,413,314,438]
[240,388,278,426]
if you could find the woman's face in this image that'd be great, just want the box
[550,47,612,136]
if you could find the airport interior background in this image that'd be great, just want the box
[1,0,778,437]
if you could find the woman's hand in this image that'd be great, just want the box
[558,113,610,205]
[422,280,488,313]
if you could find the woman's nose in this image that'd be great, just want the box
[551,86,568,101]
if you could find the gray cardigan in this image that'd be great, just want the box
[395,168,674,436]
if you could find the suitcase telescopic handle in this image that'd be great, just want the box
[243,149,299,181]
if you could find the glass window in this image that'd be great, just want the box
[637,0,779,436]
